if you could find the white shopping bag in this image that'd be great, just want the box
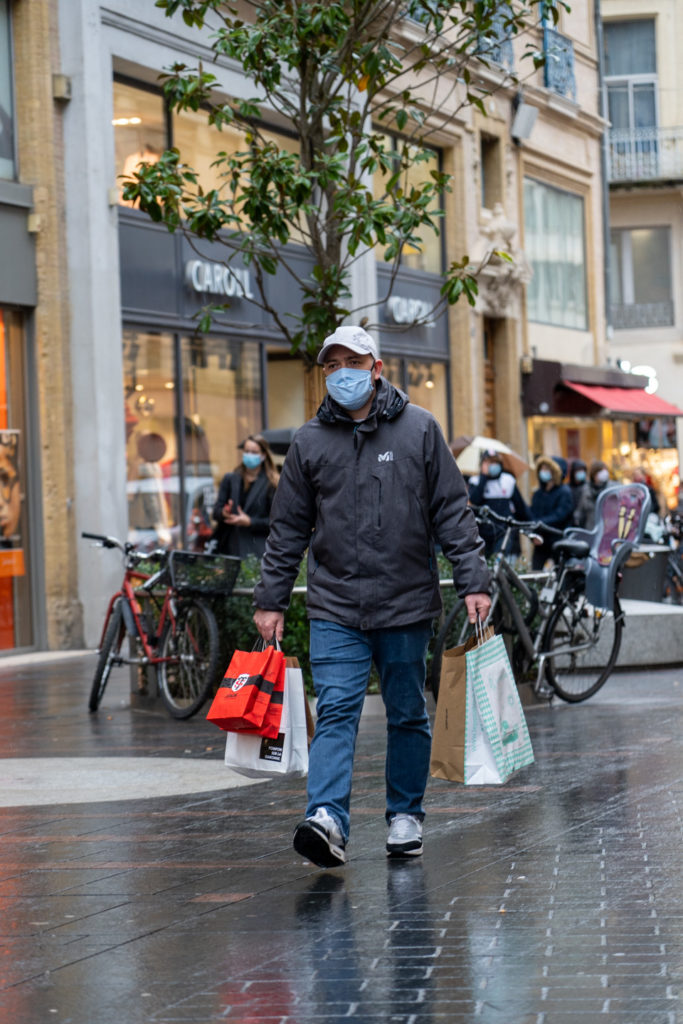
[224,658,310,779]
[463,632,534,785]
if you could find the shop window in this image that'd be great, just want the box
[523,178,587,330]
[123,329,265,551]
[173,108,246,198]
[114,80,166,205]
[266,347,306,434]
[0,0,14,180]
[0,309,33,650]
[610,226,673,329]
[373,135,442,274]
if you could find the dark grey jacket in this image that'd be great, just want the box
[253,379,490,629]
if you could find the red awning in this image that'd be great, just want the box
[561,381,683,417]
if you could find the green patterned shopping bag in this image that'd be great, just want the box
[462,631,534,785]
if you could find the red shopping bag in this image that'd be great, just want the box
[237,656,286,738]
[206,643,285,731]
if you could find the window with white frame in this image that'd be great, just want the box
[603,20,657,134]
[523,178,587,329]
[610,226,673,329]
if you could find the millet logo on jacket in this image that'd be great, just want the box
[377,451,394,462]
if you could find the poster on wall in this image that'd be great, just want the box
[0,429,25,577]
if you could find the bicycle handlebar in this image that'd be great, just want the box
[81,532,168,564]
[471,505,565,538]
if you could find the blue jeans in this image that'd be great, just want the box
[307,618,433,841]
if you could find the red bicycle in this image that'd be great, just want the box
[82,532,240,718]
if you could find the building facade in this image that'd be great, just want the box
[601,0,683,511]
[1,0,651,654]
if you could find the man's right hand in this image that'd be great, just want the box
[253,608,285,644]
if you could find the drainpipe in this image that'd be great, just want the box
[595,0,613,356]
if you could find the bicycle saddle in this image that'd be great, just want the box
[552,537,590,560]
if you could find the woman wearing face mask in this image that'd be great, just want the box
[574,459,612,531]
[467,450,529,556]
[530,455,574,569]
[568,458,588,516]
[211,434,280,558]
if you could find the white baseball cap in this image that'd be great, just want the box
[317,325,379,365]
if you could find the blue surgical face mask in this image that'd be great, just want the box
[487,463,502,479]
[538,468,552,484]
[242,452,262,470]
[573,470,586,484]
[325,367,375,411]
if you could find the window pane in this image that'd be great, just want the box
[123,330,180,550]
[607,84,630,132]
[609,233,624,304]
[374,136,442,273]
[0,309,33,649]
[259,127,305,245]
[0,0,15,180]
[114,81,166,205]
[407,361,447,432]
[604,20,656,76]
[380,356,403,389]
[173,108,246,197]
[633,83,656,129]
[181,334,262,545]
[524,179,587,329]
[631,228,671,304]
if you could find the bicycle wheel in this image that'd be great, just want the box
[89,598,125,712]
[157,597,220,719]
[542,592,623,703]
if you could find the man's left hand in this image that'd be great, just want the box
[464,592,492,624]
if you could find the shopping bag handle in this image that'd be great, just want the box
[251,633,282,652]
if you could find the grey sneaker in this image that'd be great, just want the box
[386,813,423,858]
[293,808,346,868]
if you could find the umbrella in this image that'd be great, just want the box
[451,434,531,477]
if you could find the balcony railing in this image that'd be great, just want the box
[610,300,674,330]
[607,126,683,183]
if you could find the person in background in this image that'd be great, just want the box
[467,449,529,556]
[568,459,587,515]
[574,459,611,530]
[211,434,279,559]
[530,455,574,569]
[631,467,660,518]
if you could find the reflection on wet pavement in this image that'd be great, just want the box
[0,656,681,1022]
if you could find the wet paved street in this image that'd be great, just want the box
[0,653,681,1023]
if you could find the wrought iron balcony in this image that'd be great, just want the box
[610,300,674,330]
[543,27,576,102]
[607,126,683,183]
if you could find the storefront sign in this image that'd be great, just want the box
[386,295,435,327]
[185,259,254,300]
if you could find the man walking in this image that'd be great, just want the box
[254,325,491,867]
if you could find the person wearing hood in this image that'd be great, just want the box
[467,449,529,556]
[530,455,574,569]
[253,325,491,868]
[574,459,612,530]
[568,459,588,514]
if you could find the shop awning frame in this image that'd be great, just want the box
[560,381,683,418]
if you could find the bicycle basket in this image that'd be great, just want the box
[168,550,241,596]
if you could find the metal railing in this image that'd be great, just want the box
[610,300,674,330]
[607,125,683,183]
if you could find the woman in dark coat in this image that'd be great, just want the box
[530,455,574,569]
[212,434,279,559]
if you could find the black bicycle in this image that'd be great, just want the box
[431,508,625,704]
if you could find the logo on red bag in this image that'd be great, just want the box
[231,673,251,692]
